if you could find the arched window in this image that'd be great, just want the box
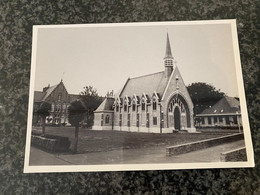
[105,115,109,124]
[116,104,119,112]
[132,102,136,111]
[142,102,145,111]
[124,104,127,112]
[152,100,157,111]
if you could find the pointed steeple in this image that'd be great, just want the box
[164,33,175,77]
[164,33,173,59]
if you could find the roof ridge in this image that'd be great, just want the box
[129,71,164,80]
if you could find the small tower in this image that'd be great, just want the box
[164,33,175,77]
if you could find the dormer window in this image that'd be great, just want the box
[214,110,217,113]
[221,109,224,112]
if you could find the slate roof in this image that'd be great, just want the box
[34,83,78,103]
[119,71,169,98]
[41,84,58,101]
[34,91,45,102]
[95,97,115,112]
[198,96,240,116]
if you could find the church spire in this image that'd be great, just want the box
[164,33,175,77]
[164,32,173,59]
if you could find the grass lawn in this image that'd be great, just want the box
[32,126,233,154]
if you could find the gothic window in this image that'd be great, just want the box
[136,113,139,127]
[124,104,127,112]
[153,117,157,125]
[58,94,61,101]
[142,102,145,111]
[152,100,157,111]
[116,104,119,112]
[146,113,150,128]
[119,114,122,126]
[168,103,173,112]
[105,115,109,124]
[132,102,136,112]
[127,114,130,127]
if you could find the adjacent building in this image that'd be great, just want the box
[33,80,79,126]
[93,33,196,133]
[196,96,242,128]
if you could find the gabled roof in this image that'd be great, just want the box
[41,84,58,101]
[119,71,169,98]
[34,91,45,102]
[95,97,115,112]
[199,96,240,116]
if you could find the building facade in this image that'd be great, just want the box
[93,33,196,133]
[196,96,242,129]
[33,80,79,126]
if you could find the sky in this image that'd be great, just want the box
[33,22,240,97]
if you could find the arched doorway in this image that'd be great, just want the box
[167,94,191,130]
[174,107,181,130]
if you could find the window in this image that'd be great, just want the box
[132,103,136,111]
[116,105,119,112]
[105,115,109,124]
[219,117,223,123]
[225,116,230,125]
[142,102,145,111]
[233,116,238,124]
[153,117,157,125]
[214,116,218,123]
[208,117,212,125]
[146,113,150,128]
[136,113,139,127]
[152,101,157,111]
[127,114,130,127]
[119,114,122,126]
[58,94,61,101]
[201,117,205,124]
[124,104,127,112]
[101,114,104,126]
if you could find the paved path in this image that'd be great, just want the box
[29,140,245,166]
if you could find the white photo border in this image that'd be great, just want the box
[24,19,255,173]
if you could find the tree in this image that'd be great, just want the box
[187,82,225,115]
[68,100,85,153]
[35,102,51,136]
[79,86,102,128]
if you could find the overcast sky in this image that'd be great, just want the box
[33,22,240,97]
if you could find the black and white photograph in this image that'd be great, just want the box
[24,20,254,173]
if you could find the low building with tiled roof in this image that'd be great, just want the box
[33,80,79,126]
[93,33,196,133]
[196,96,242,128]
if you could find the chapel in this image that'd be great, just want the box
[93,33,196,133]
